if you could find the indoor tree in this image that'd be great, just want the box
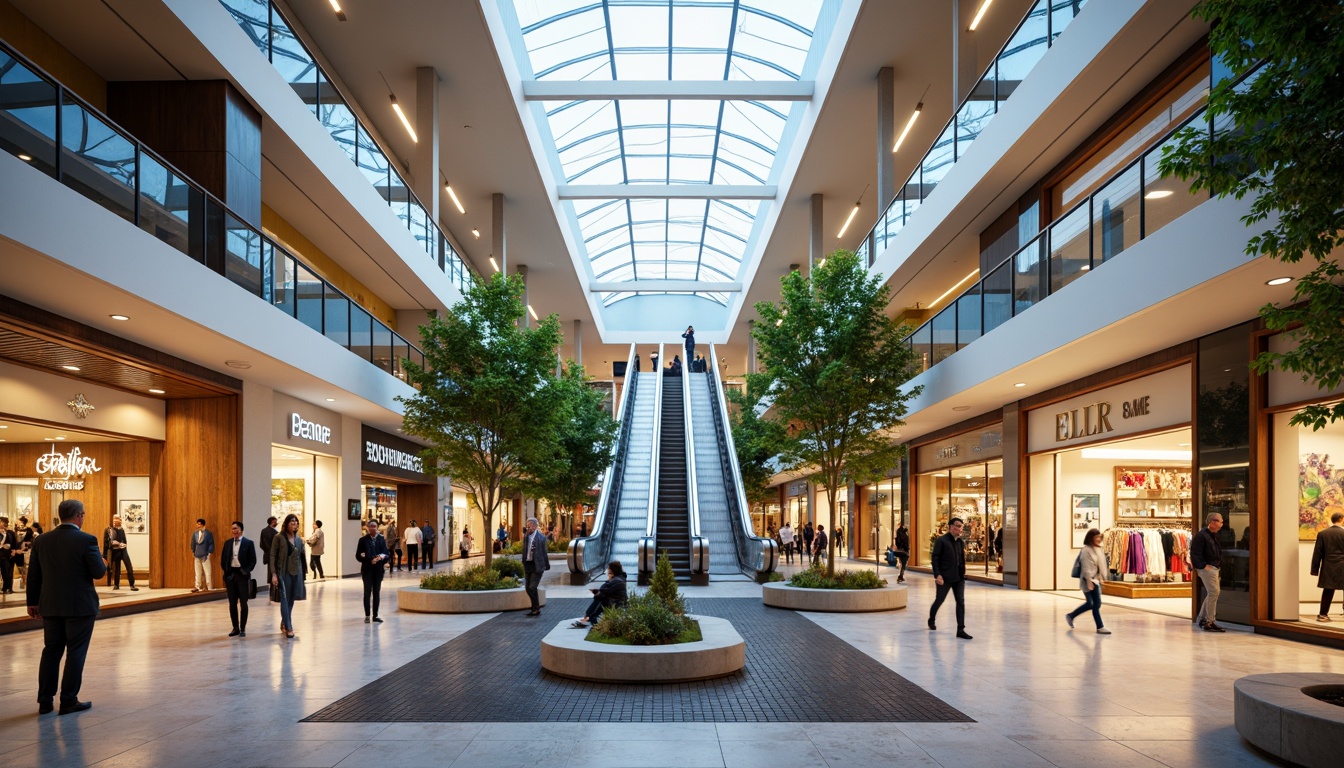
[399,272,564,567]
[529,361,619,539]
[725,374,788,530]
[749,249,923,575]
[1159,0,1344,429]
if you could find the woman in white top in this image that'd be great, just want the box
[1066,528,1112,634]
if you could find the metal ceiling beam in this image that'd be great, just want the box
[558,185,776,200]
[588,281,743,293]
[522,80,814,101]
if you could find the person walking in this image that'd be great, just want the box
[813,524,829,564]
[892,524,910,583]
[801,522,814,565]
[521,517,550,616]
[495,522,509,553]
[189,518,215,592]
[102,515,138,591]
[682,325,695,362]
[1065,528,1111,634]
[221,521,256,638]
[305,520,325,580]
[259,516,278,580]
[269,514,306,639]
[356,519,390,623]
[779,522,795,565]
[1310,511,1344,621]
[403,519,422,571]
[835,525,845,556]
[929,517,972,640]
[27,499,105,715]
[460,526,473,560]
[384,519,402,572]
[420,520,436,569]
[0,516,17,594]
[1191,512,1225,632]
[571,561,628,628]
[15,516,34,591]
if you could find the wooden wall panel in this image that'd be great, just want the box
[398,483,436,562]
[162,397,239,589]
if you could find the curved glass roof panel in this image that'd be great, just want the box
[501,0,831,318]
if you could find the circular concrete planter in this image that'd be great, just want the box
[398,586,544,613]
[541,615,744,683]
[762,582,907,612]
[1234,673,1344,768]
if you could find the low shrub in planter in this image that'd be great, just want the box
[503,537,570,555]
[420,565,520,591]
[489,558,525,579]
[588,553,696,645]
[787,562,887,590]
[765,571,785,582]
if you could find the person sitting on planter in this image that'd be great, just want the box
[572,561,628,628]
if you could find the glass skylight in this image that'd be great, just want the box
[501,0,829,309]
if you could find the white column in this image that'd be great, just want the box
[414,66,440,227]
[809,196,824,270]
[877,66,895,211]
[573,319,583,365]
[492,193,506,273]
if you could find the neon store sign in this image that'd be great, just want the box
[35,447,102,490]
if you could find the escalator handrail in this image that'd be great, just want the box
[682,351,707,574]
[644,343,665,540]
[708,344,778,577]
[567,343,637,577]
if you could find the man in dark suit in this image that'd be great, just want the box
[420,520,436,570]
[259,516,278,578]
[27,498,106,715]
[929,517,972,640]
[521,517,550,616]
[1311,511,1344,621]
[102,515,137,591]
[355,519,390,623]
[221,521,256,638]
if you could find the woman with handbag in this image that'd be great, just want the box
[269,514,307,639]
[1066,528,1111,634]
[460,526,473,560]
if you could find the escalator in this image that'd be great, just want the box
[652,365,693,583]
[687,368,743,576]
[566,345,658,582]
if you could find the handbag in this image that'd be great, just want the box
[1070,553,1082,579]
[269,581,282,603]
[248,578,258,600]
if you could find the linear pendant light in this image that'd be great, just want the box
[328,0,347,21]
[892,102,923,153]
[837,202,860,238]
[389,95,417,143]
[445,184,466,214]
[969,0,994,31]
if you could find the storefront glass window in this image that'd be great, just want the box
[1272,410,1344,629]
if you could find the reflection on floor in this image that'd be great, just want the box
[0,586,201,622]
[0,564,1334,766]
[1047,590,1192,620]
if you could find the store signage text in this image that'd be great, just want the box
[291,413,332,445]
[935,446,959,460]
[1056,395,1156,442]
[365,441,425,474]
[35,446,101,490]
[1122,396,1150,419]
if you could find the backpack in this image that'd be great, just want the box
[1070,552,1082,579]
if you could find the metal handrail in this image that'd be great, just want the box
[638,343,665,574]
[567,343,637,579]
[708,345,778,578]
[682,350,707,575]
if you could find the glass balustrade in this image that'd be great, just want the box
[900,59,1260,375]
[0,41,423,386]
[857,0,1088,265]
[218,0,473,292]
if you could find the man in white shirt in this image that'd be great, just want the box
[779,523,795,564]
[403,520,423,571]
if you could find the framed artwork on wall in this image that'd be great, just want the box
[1071,494,1100,548]
[348,498,362,521]
[119,499,149,534]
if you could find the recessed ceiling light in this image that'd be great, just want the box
[109,314,130,321]
[952,405,971,412]
[1013,382,1026,388]
[225,360,253,369]
[55,436,66,440]
[1144,190,1174,199]
[44,437,54,441]
[0,425,7,429]
[471,229,481,238]
[61,365,81,371]
[148,388,166,394]
[1223,368,1232,373]
[325,398,336,402]
[0,439,6,442]
[17,153,33,161]
[1178,443,1191,447]
[1266,277,1292,286]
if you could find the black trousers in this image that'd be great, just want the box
[309,554,324,578]
[524,566,543,610]
[225,570,250,631]
[0,554,12,591]
[929,579,966,630]
[405,544,419,570]
[109,549,135,587]
[422,543,434,569]
[1323,588,1341,616]
[38,615,95,705]
[362,568,384,618]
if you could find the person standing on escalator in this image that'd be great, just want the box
[682,326,695,364]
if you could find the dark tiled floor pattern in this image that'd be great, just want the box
[304,598,972,723]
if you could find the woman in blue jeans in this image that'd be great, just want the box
[1066,528,1111,634]
[270,513,306,639]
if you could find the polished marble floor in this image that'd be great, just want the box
[0,560,1333,767]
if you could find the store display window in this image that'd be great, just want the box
[917,462,1003,578]
[1271,409,1344,630]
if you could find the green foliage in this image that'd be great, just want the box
[725,375,788,506]
[420,565,520,591]
[751,250,923,575]
[529,362,619,517]
[765,571,785,583]
[591,593,697,645]
[787,561,886,590]
[586,618,703,646]
[502,537,570,555]
[398,272,565,566]
[488,557,524,579]
[647,551,687,615]
[1158,1,1344,429]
